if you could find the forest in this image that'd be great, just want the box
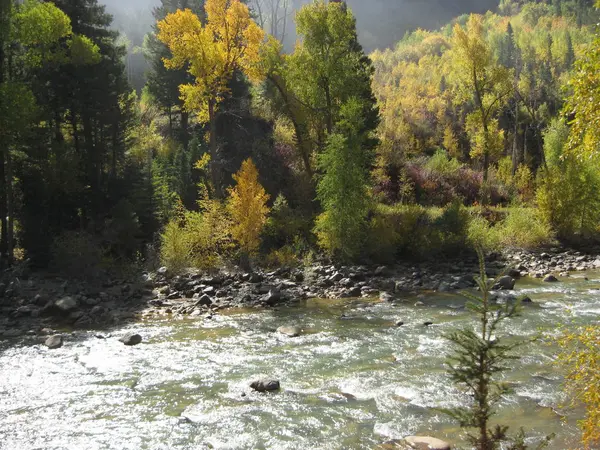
[0,0,599,448]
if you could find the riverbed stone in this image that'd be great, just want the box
[492,276,515,290]
[250,379,280,392]
[45,334,63,349]
[277,325,301,337]
[55,296,78,313]
[404,436,451,450]
[119,333,142,346]
[195,294,213,307]
[543,274,559,283]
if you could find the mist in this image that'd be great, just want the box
[100,0,500,52]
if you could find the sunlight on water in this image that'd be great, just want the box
[1,275,598,449]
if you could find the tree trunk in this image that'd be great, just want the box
[208,99,223,198]
[0,149,7,267]
[181,110,189,150]
[6,145,13,265]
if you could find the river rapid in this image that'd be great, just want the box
[1,273,598,450]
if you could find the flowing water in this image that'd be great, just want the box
[1,273,599,450]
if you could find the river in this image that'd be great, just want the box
[1,273,598,449]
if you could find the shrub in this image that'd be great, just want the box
[499,208,554,250]
[467,214,501,252]
[424,149,463,176]
[50,231,105,279]
[264,245,301,268]
[160,199,233,273]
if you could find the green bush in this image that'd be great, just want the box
[424,149,463,176]
[160,200,233,273]
[467,214,501,251]
[537,119,600,241]
[500,207,554,249]
[366,202,470,261]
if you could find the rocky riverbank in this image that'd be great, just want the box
[1,247,599,340]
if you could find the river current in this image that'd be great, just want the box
[1,273,598,449]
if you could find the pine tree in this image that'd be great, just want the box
[443,252,554,449]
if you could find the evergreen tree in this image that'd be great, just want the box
[315,98,373,261]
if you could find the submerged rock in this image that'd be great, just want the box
[404,436,451,450]
[119,333,142,346]
[250,379,280,392]
[543,274,559,283]
[44,334,63,349]
[277,326,301,337]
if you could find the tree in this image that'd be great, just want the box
[443,253,552,449]
[558,326,600,448]
[227,158,270,259]
[315,98,372,261]
[145,0,205,143]
[0,0,99,265]
[156,0,264,198]
[249,0,291,43]
[451,14,512,183]
[565,31,600,159]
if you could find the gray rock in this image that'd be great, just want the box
[380,292,394,302]
[265,290,282,306]
[45,335,63,349]
[157,266,168,275]
[404,436,451,450]
[55,296,78,313]
[543,274,559,283]
[277,326,301,337]
[195,294,213,307]
[437,282,451,292]
[492,276,515,291]
[250,379,280,392]
[119,334,142,346]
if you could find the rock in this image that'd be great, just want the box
[404,436,451,450]
[195,294,213,307]
[45,335,63,349]
[492,276,515,291]
[55,296,78,313]
[250,379,280,392]
[507,268,521,278]
[374,266,387,276]
[437,282,451,292]
[277,326,301,337]
[74,315,93,329]
[423,322,434,327]
[521,296,533,303]
[265,290,282,306]
[380,292,394,302]
[543,274,559,283]
[119,333,142,346]
[395,321,405,327]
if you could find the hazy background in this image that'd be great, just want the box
[101,0,500,53]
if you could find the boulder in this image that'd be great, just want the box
[45,334,63,349]
[277,326,301,337]
[492,276,515,291]
[250,379,280,392]
[119,333,142,346]
[543,274,559,283]
[380,292,394,302]
[265,290,282,306]
[55,296,78,313]
[404,436,451,450]
[195,294,213,307]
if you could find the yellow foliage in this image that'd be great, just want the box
[156,0,264,122]
[227,159,270,255]
[558,326,600,448]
